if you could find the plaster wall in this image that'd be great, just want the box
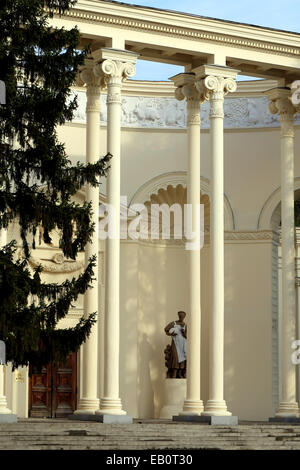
[118,239,274,421]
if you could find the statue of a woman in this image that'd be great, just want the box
[164,311,187,379]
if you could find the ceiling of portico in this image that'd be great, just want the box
[52,0,300,83]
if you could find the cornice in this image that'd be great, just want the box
[73,79,279,98]
[58,1,300,57]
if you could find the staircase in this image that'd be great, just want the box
[1,419,300,450]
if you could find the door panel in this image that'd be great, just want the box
[29,353,77,418]
[52,354,77,418]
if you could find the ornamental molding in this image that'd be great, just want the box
[55,4,300,57]
[28,254,84,273]
[16,249,84,274]
[121,230,278,246]
[224,230,278,242]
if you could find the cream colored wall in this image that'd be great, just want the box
[57,123,300,232]
[119,239,274,421]
[224,241,274,421]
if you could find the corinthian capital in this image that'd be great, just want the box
[291,80,300,108]
[193,65,238,119]
[76,57,106,90]
[201,75,237,98]
[101,59,136,84]
[171,73,206,126]
[266,88,296,138]
[76,59,106,113]
[195,75,236,119]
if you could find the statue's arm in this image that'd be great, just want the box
[165,322,174,336]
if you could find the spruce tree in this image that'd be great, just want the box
[0,0,110,370]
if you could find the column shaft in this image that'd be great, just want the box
[183,93,203,414]
[75,83,101,414]
[98,52,137,416]
[210,109,225,404]
[171,74,205,416]
[278,104,299,416]
[195,70,237,417]
[0,229,14,417]
[104,79,122,402]
[267,88,299,418]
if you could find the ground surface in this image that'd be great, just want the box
[1,419,300,450]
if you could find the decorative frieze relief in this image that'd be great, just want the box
[16,248,84,274]
[70,90,300,129]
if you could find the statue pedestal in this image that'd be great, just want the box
[159,379,187,420]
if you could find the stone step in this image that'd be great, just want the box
[1,420,300,450]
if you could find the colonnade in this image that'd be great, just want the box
[75,49,138,417]
[1,45,298,421]
[172,66,238,418]
[72,47,300,420]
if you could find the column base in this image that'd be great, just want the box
[74,398,100,415]
[202,400,232,417]
[0,413,17,423]
[274,402,300,418]
[0,397,17,422]
[269,417,300,424]
[96,398,127,416]
[173,415,238,426]
[179,399,204,416]
[69,414,133,424]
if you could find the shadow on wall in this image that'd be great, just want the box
[224,242,274,421]
[138,333,155,418]
[137,243,188,418]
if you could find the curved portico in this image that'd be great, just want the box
[2,0,300,423]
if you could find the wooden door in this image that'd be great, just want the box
[29,353,77,418]
[28,365,52,418]
[52,353,77,418]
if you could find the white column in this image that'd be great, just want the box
[268,88,299,417]
[195,66,238,417]
[0,229,15,420]
[97,49,138,416]
[172,73,204,415]
[296,273,300,406]
[75,63,104,414]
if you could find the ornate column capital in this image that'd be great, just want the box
[291,80,300,109]
[193,66,238,119]
[92,48,138,106]
[266,87,296,138]
[76,57,106,113]
[170,73,205,126]
[100,59,136,84]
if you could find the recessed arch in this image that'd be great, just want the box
[130,171,235,231]
[258,177,300,230]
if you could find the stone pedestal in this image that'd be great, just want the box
[173,415,238,426]
[69,414,133,424]
[159,379,187,420]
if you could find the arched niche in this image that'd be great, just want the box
[130,171,235,232]
[258,177,300,230]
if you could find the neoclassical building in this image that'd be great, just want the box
[0,0,300,423]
